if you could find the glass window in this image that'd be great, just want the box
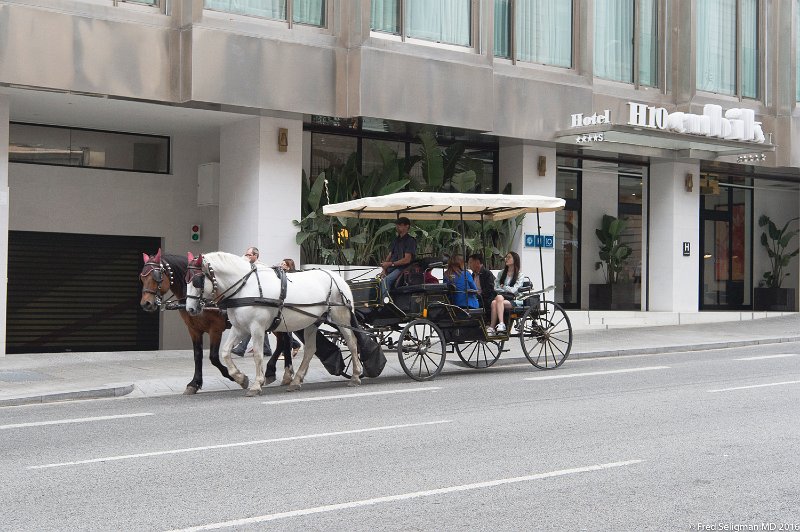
[362,138,405,177]
[371,0,400,34]
[205,0,327,27]
[371,0,471,47]
[310,133,357,180]
[516,0,572,67]
[494,0,512,58]
[293,0,325,26]
[555,168,580,307]
[594,0,658,86]
[697,0,758,98]
[594,0,634,82]
[9,123,169,174]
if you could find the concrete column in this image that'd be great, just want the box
[648,161,700,312]
[499,141,557,291]
[0,97,8,357]
[219,116,303,264]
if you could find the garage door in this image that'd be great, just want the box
[6,231,160,354]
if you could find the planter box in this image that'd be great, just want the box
[589,283,637,310]
[753,287,796,311]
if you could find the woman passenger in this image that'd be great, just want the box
[487,251,525,335]
[444,254,479,309]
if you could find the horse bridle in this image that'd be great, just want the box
[185,259,220,310]
[140,259,174,308]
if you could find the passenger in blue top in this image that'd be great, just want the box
[444,254,479,309]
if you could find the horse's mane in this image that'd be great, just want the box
[203,251,251,273]
[161,253,189,298]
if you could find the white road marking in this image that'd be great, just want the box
[262,387,441,405]
[28,420,452,470]
[165,460,644,531]
[1,412,153,430]
[735,354,798,361]
[708,380,800,393]
[524,366,670,380]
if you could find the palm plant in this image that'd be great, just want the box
[594,214,632,284]
[759,214,800,288]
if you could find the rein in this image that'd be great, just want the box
[140,259,176,310]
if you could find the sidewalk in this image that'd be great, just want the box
[1,314,799,407]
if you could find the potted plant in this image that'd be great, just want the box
[753,214,798,311]
[589,214,636,310]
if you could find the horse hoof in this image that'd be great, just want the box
[239,375,250,389]
[281,368,294,386]
[347,378,361,387]
[245,387,263,397]
[264,375,276,385]
[287,383,301,392]
[183,386,199,395]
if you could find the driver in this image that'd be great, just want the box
[379,217,416,298]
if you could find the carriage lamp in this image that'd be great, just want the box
[337,228,349,245]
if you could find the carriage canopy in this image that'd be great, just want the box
[322,191,565,221]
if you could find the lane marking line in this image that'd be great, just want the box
[524,366,670,381]
[262,387,441,405]
[734,354,798,361]
[28,420,452,470]
[1,412,153,430]
[165,459,644,531]
[708,380,800,393]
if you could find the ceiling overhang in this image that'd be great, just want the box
[553,123,776,159]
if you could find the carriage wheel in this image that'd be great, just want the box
[519,300,572,369]
[455,340,504,369]
[397,319,446,381]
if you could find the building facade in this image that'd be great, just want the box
[1,0,799,355]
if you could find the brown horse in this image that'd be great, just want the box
[139,249,234,394]
[139,249,295,394]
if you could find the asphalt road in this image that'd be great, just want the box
[2,342,800,531]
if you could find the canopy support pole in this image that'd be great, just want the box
[536,208,545,292]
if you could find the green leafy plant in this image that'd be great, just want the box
[758,214,800,288]
[594,214,632,284]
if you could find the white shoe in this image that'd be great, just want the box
[496,323,507,333]
[486,326,496,336]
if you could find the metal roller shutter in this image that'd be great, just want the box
[7,231,160,354]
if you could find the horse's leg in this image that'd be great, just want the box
[273,332,294,385]
[264,334,280,385]
[184,328,205,395]
[222,328,249,390]
[287,325,317,392]
[208,321,234,383]
[336,308,362,387]
[247,330,267,397]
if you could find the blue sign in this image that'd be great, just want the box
[524,234,554,248]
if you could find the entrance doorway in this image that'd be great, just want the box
[699,176,753,310]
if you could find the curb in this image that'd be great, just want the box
[568,335,800,360]
[0,384,134,407]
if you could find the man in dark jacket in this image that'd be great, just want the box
[468,253,496,314]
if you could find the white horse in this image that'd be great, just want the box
[185,251,361,396]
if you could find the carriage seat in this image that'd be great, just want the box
[392,283,449,296]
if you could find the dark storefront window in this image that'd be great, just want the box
[619,173,644,307]
[555,159,581,308]
[700,175,753,309]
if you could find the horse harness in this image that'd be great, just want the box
[140,259,175,309]
[186,261,351,332]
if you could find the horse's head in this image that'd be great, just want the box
[140,248,171,312]
[185,252,217,316]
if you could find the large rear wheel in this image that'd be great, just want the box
[519,300,572,369]
[455,340,504,369]
[397,319,446,381]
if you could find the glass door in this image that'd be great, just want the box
[699,177,752,309]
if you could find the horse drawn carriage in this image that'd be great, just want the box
[322,191,573,382]
[141,191,572,396]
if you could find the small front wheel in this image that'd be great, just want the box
[398,319,446,381]
[519,300,572,369]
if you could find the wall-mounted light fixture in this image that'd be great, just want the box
[737,153,767,163]
[685,173,693,192]
[278,128,288,152]
[537,156,547,176]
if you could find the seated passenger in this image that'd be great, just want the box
[444,254,479,309]
[487,251,525,335]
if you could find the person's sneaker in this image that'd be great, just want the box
[231,349,245,357]
[486,326,496,336]
[496,323,507,333]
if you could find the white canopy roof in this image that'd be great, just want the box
[322,191,565,221]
